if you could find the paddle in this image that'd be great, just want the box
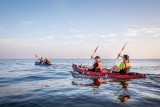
[90,45,99,59]
[86,45,99,66]
[80,45,99,67]
[113,42,128,66]
[34,54,41,60]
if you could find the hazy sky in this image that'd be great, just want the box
[0,0,160,59]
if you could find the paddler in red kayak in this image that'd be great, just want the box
[110,54,131,74]
[89,56,102,72]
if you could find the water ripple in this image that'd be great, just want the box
[0,59,160,107]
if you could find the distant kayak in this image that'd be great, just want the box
[72,64,147,79]
[35,61,52,66]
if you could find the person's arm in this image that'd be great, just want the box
[91,56,95,59]
[118,54,123,58]
[89,62,96,69]
[109,65,120,72]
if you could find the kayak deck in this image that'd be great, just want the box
[72,64,146,79]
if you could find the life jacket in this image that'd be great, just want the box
[95,61,102,70]
[119,62,130,74]
[101,68,107,73]
[91,61,102,72]
[119,62,125,70]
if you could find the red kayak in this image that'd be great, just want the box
[72,64,147,79]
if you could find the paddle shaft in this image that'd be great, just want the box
[81,45,99,66]
[113,42,128,66]
[90,45,99,59]
[35,54,41,60]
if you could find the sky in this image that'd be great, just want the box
[0,0,160,59]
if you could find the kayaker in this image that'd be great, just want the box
[40,57,52,65]
[110,54,131,74]
[89,56,102,72]
[45,58,52,65]
[39,57,45,64]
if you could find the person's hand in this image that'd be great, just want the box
[91,55,94,59]
[118,54,122,57]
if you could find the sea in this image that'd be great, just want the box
[0,59,160,107]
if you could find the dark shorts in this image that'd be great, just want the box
[119,69,130,74]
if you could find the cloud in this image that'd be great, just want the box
[0,38,55,47]
[124,27,160,37]
[74,35,85,39]
[152,33,160,37]
[38,36,55,44]
[70,29,79,32]
[141,28,160,37]
[0,36,86,47]
[124,29,139,37]
[46,36,54,39]
[69,27,160,43]
[0,39,38,46]
[69,19,88,24]
[107,38,117,42]
[71,33,118,42]
[22,20,35,25]
[60,36,69,39]
[74,33,117,39]
[56,40,85,46]
[107,33,118,37]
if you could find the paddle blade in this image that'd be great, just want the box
[34,54,38,57]
[34,54,41,60]
[122,42,128,50]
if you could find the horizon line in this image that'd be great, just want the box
[0,58,160,60]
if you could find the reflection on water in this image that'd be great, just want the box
[72,77,108,88]
[112,79,131,103]
[72,77,107,95]
[72,75,132,103]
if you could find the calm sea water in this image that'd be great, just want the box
[0,59,160,107]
